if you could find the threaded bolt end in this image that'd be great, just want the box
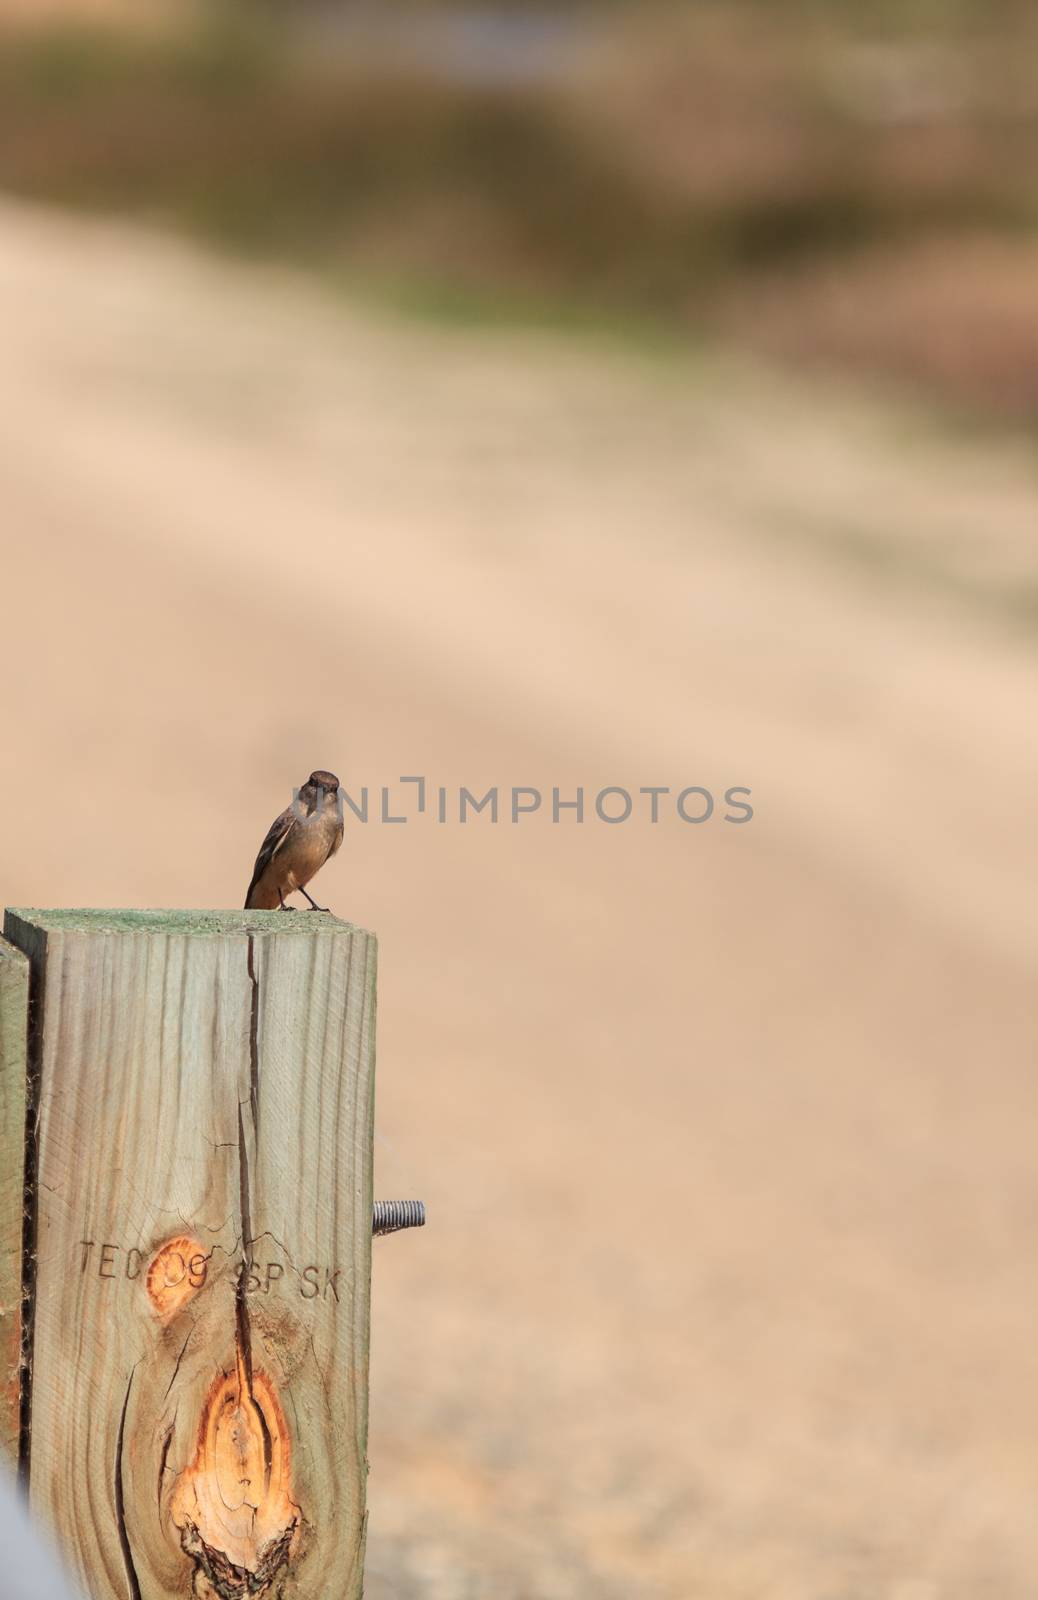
[372,1200,426,1236]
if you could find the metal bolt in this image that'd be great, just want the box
[372,1200,426,1236]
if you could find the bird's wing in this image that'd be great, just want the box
[244,806,297,908]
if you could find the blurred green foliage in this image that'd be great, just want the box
[0,4,1035,416]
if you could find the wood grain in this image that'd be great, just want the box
[2,909,376,1599]
[0,934,30,1468]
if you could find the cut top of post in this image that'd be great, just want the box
[5,908,365,938]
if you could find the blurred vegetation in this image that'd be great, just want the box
[0,2,1036,418]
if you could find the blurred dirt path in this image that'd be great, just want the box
[2,200,1037,1600]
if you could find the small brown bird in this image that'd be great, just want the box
[244,770,344,912]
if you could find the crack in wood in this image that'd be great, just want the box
[236,964,272,1494]
[233,937,273,1503]
[157,1419,175,1512]
[234,951,278,1531]
[114,1365,143,1600]
[235,1107,273,1490]
[244,1229,296,1268]
[246,936,260,1139]
[163,1325,195,1401]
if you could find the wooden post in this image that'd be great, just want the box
[0,908,376,1600]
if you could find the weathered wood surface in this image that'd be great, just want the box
[2,909,376,1600]
[0,935,30,1468]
